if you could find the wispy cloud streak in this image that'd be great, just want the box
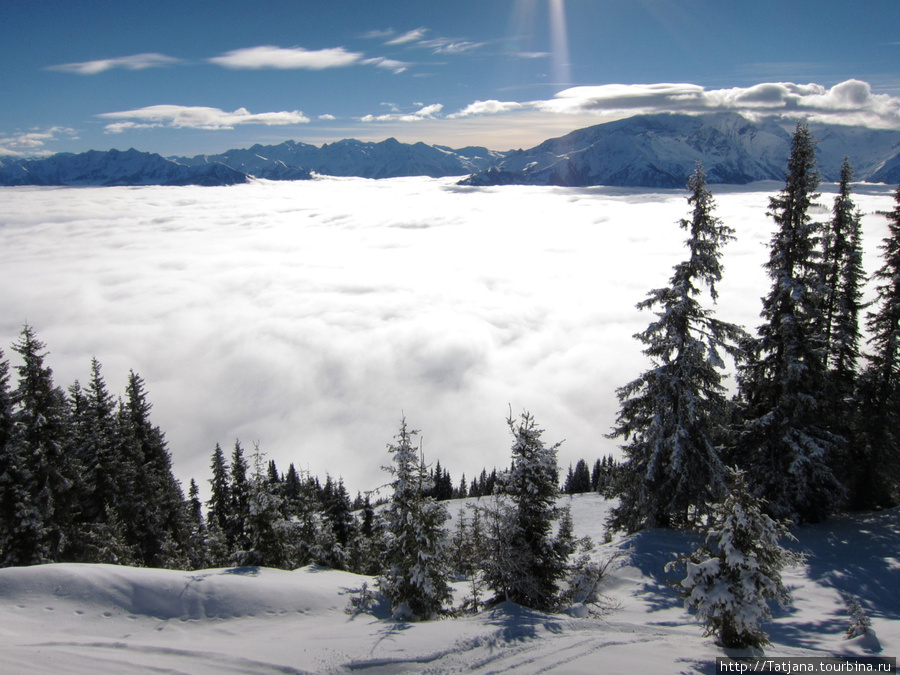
[48,53,181,75]
[99,105,309,132]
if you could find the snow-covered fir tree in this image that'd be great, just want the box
[11,325,80,563]
[379,417,452,620]
[668,469,804,649]
[820,158,866,482]
[608,164,746,533]
[227,440,251,558]
[118,371,189,568]
[239,442,295,569]
[852,183,900,508]
[480,410,575,611]
[185,478,209,570]
[735,121,844,523]
[0,349,44,567]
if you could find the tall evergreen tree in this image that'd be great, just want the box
[120,371,188,568]
[481,411,573,611]
[240,443,295,569]
[11,325,80,562]
[185,478,209,570]
[822,158,865,384]
[207,443,230,532]
[0,350,44,567]
[227,440,251,558]
[736,122,844,523]
[608,164,745,532]
[379,417,452,620]
[852,183,900,508]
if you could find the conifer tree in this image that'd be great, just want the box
[0,350,44,567]
[227,440,251,557]
[668,470,804,649]
[185,478,210,570]
[852,183,900,508]
[820,158,866,479]
[120,371,188,567]
[481,410,574,611]
[207,443,230,533]
[11,325,80,562]
[240,442,295,569]
[609,164,745,532]
[736,121,844,523]
[379,417,452,620]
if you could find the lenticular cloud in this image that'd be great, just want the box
[0,177,893,495]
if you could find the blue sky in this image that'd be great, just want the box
[2,0,899,157]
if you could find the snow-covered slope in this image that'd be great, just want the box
[461,112,900,188]
[0,148,248,187]
[1,494,896,674]
[176,138,506,180]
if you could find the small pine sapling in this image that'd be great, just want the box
[667,469,805,650]
[844,596,872,639]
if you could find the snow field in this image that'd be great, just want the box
[0,493,896,674]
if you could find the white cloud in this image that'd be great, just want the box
[98,105,310,132]
[318,114,336,121]
[361,57,410,74]
[0,126,78,156]
[362,28,396,40]
[385,27,429,45]
[361,103,443,123]
[448,80,900,130]
[209,46,362,70]
[419,38,485,54]
[447,100,525,119]
[47,53,181,75]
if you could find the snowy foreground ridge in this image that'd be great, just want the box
[0,495,896,674]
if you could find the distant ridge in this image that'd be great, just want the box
[173,137,505,180]
[3,113,899,188]
[0,148,248,187]
[459,112,900,188]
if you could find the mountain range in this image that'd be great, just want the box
[2,112,899,188]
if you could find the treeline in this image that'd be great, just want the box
[607,121,900,536]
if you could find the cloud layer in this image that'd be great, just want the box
[1,178,895,499]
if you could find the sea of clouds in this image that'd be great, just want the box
[0,177,894,498]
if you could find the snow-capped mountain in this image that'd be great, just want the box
[0,148,248,187]
[175,138,505,180]
[3,114,899,188]
[460,112,900,188]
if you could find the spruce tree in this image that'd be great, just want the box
[379,417,452,620]
[0,350,44,567]
[820,158,866,479]
[11,325,80,562]
[852,183,900,508]
[736,121,844,523]
[185,478,209,570]
[227,440,251,557]
[120,371,188,568]
[240,443,295,569]
[481,410,574,611]
[207,443,230,533]
[609,164,745,532]
[668,470,804,649]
